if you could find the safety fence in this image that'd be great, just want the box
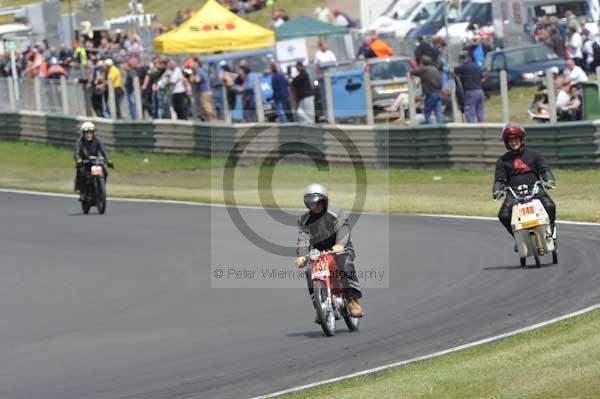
[0,111,599,168]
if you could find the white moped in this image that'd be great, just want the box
[502,181,557,268]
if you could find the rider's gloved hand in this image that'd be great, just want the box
[493,190,504,200]
[107,160,114,169]
[543,180,556,190]
[332,244,344,255]
[294,256,306,268]
[76,159,82,164]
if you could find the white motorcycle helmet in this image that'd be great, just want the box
[303,183,328,209]
[81,121,95,135]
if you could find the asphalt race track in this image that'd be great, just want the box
[1,191,600,399]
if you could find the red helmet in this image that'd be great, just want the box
[502,123,526,150]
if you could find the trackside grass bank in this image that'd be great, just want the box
[1,141,599,222]
[281,308,600,399]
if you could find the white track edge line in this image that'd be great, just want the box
[250,303,600,399]
[1,188,598,226]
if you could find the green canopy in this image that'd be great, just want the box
[275,16,348,41]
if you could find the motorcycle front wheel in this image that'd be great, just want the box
[81,200,90,214]
[343,305,360,332]
[313,280,335,337]
[95,177,107,215]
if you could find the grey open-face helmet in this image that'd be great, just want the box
[303,183,328,209]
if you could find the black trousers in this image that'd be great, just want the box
[172,92,188,120]
[305,250,362,301]
[498,190,556,236]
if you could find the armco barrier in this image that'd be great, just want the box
[1,111,599,168]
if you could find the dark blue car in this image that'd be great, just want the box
[481,45,566,92]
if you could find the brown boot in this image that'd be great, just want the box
[347,298,363,318]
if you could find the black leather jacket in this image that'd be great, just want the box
[74,136,110,162]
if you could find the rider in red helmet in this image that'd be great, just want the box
[493,123,557,239]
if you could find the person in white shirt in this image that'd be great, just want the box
[332,7,350,27]
[314,40,337,67]
[313,1,333,24]
[563,59,588,84]
[566,27,584,68]
[159,60,188,120]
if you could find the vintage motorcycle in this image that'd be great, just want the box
[304,248,360,336]
[80,156,110,215]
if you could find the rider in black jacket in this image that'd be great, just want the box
[74,121,113,200]
[493,123,556,237]
[295,183,363,318]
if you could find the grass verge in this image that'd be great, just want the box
[282,308,600,399]
[1,141,599,222]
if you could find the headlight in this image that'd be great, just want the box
[314,80,319,87]
[522,73,537,81]
[374,86,385,94]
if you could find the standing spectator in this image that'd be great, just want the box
[291,61,315,124]
[141,58,160,118]
[269,8,287,28]
[468,35,485,67]
[105,58,124,119]
[174,10,185,26]
[160,59,188,120]
[314,40,337,67]
[414,36,438,66]
[357,36,375,59]
[154,58,170,119]
[332,7,354,27]
[191,60,215,122]
[563,59,588,84]
[73,41,88,67]
[124,57,147,120]
[547,27,564,58]
[453,53,484,123]
[313,0,333,24]
[368,35,393,58]
[411,56,443,124]
[31,48,47,78]
[582,32,595,72]
[236,65,256,123]
[90,60,107,117]
[270,63,290,123]
[566,26,584,68]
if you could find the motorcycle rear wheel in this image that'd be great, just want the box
[520,257,526,267]
[552,250,558,265]
[313,280,335,337]
[529,233,541,268]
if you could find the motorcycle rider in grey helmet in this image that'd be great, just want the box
[295,183,364,318]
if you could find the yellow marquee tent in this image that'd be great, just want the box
[154,0,275,54]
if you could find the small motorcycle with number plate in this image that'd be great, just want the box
[507,181,557,268]
[306,249,359,337]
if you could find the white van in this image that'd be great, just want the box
[435,0,493,39]
[368,0,444,37]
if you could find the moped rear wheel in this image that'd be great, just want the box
[529,233,541,268]
[552,250,558,265]
[520,257,527,267]
[313,280,335,337]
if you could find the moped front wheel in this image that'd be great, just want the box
[529,233,541,268]
[81,200,90,214]
[95,177,107,215]
[313,280,335,337]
